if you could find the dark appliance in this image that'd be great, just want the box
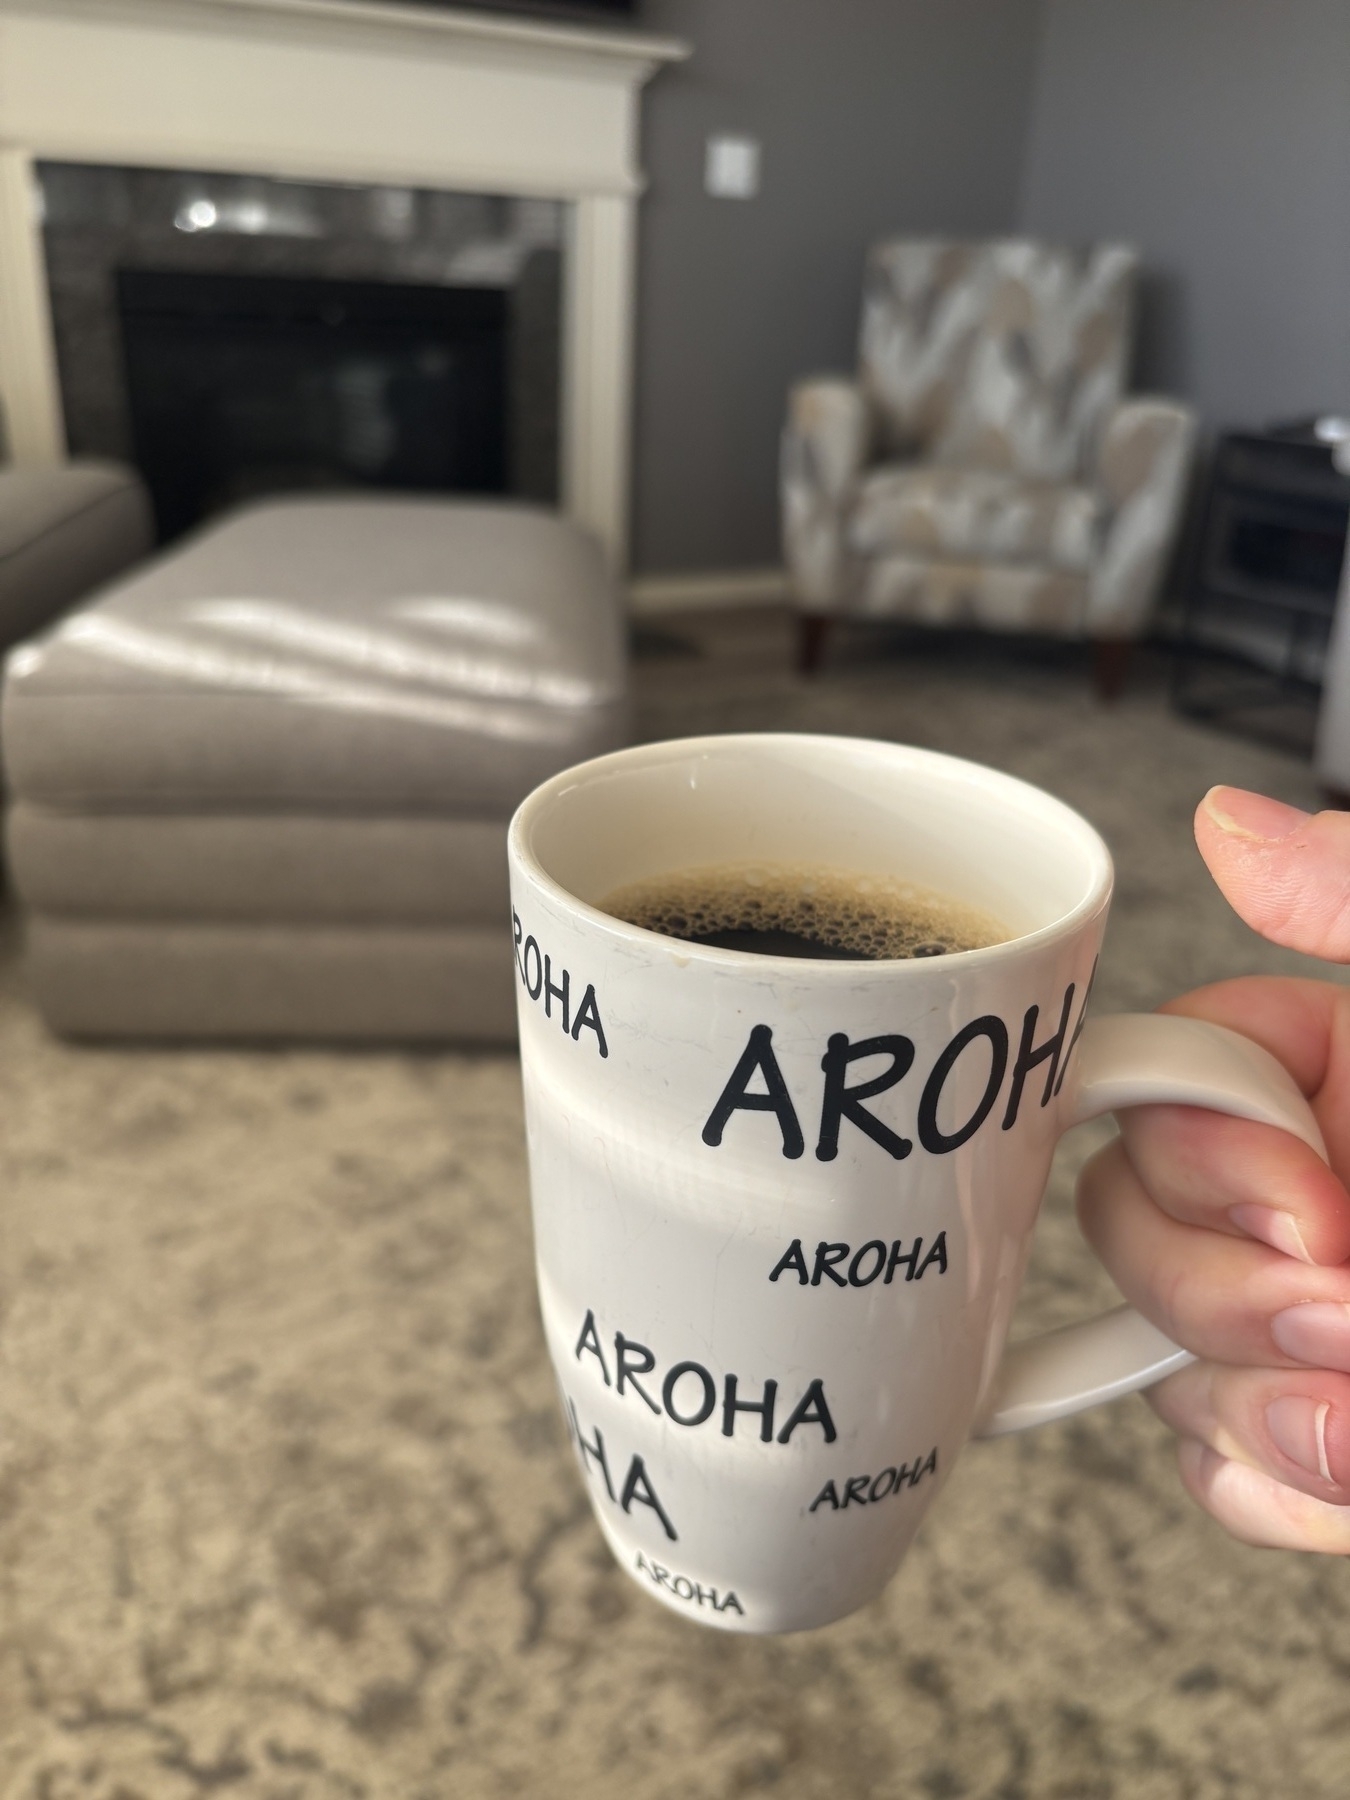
[1171,422,1350,750]
[118,268,508,542]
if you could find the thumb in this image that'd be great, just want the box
[1196,787,1350,962]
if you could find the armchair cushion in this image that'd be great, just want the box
[859,242,986,457]
[848,465,1100,574]
[780,378,869,608]
[933,242,1136,483]
[859,239,1136,482]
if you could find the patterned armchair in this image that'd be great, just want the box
[782,240,1196,693]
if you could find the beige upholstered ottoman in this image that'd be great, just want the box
[2,496,628,1040]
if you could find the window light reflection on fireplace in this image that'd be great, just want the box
[174,192,322,238]
[177,198,217,232]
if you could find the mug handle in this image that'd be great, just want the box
[974,1013,1329,1438]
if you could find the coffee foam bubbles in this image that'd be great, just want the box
[601,863,1009,960]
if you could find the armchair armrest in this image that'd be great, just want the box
[781,378,870,610]
[1087,398,1197,638]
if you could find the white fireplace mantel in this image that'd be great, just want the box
[0,0,688,567]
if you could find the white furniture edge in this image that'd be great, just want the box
[0,0,689,570]
[628,568,788,615]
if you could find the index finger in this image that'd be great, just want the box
[1157,977,1350,1183]
[1101,977,1350,1265]
[1115,1104,1350,1264]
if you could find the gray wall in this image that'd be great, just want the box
[631,0,1040,574]
[632,0,1350,575]
[1019,0,1350,429]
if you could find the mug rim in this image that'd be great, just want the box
[508,732,1115,974]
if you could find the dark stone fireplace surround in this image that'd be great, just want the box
[39,162,563,541]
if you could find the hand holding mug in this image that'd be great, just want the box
[1080,787,1350,1551]
[509,741,1329,1632]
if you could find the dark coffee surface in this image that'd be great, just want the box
[601,863,1007,961]
[683,926,864,959]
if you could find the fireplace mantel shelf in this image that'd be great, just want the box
[0,0,688,568]
[0,0,689,79]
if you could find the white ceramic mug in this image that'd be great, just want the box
[507,735,1324,1635]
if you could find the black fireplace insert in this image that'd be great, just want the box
[118,268,509,541]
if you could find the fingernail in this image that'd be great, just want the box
[1271,1302,1350,1371]
[1202,787,1309,842]
[1229,1204,1316,1263]
[1266,1395,1334,1483]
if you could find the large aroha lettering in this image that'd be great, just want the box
[574,1309,837,1445]
[566,1396,678,1541]
[701,969,1092,1161]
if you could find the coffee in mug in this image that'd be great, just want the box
[508,734,1324,1633]
[601,862,1007,960]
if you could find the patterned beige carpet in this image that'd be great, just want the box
[1,612,1346,1799]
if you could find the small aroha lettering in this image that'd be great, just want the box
[808,1448,939,1513]
[574,1307,837,1445]
[635,1552,744,1616]
[769,1233,948,1287]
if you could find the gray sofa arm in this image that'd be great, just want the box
[1087,398,1197,639]
[781,378,870,610]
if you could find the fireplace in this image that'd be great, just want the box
[0,0,688,570]
[119,268,514,541]
[37,159,565,546]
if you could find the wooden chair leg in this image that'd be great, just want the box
[1092,638,1133,702]
[798,613,832,675]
